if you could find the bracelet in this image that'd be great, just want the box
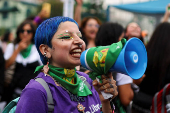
[33,16,44,25]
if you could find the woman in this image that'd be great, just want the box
[136,22,170,112]
[2,20,42,103]
[16,16,118,113]
[124,22,144,43]
[74,0,102,49]
[1,30,14,53]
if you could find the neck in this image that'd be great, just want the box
[50,63,75,69]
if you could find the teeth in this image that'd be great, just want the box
[72,49,81,52]
[72,53,80,56]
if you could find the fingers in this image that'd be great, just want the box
[99,82,116,91]
[98,73,118,98]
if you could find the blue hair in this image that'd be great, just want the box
[34,16,78,65]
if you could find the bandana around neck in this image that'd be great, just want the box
[35,65,92,96]
[20,44,32,58]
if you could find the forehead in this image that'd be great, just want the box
[128,23,139,28]
[86,18,98,24]
[23,24,31,29]
[57,21,79,33]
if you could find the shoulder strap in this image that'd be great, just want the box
[35,78,54,113]
[77,74,91,90]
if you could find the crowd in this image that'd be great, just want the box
[0,0,170,113]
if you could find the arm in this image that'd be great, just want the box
[162,4,170,22]
[5,41,29,69]
[74,0,83,27]
[33,9,49,26]
[93,72,118,113]
[118,84,134,106]
[16,88,48,113]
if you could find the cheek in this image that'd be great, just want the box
[29,34,33,38]
[19,33,22,39]
[82,42,86,51]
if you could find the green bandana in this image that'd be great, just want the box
[35,65,92,96]
[86,38,127,82]
[21,44,32,58]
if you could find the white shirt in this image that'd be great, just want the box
[4,43,43,66]
[116,73,133,86]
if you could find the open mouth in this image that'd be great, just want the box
[70,49,82,57]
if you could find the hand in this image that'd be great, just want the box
[93,72,118,102]
[17,40,30,51]
[165,4,170,15]
[133,74,146,85]
[39,10,50,19]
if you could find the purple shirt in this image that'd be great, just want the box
[16,71,101,113]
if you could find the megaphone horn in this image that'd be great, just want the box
[110,37,147,79]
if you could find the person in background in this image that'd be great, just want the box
[135,22,170,112]
[124,22,144,43]
[1,30,14,53]
[1,20,42,103]
[95,22,134,113]
[162,4,170,22]
[74,0,102,49]
[16,16,118,113]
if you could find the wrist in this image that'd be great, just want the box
[34,16,44,25]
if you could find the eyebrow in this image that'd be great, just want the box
[57,31,82,37]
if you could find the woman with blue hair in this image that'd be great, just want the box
[15,16,118,113]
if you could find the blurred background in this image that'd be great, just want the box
[0,0,169,42]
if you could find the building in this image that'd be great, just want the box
[0,0,39,36]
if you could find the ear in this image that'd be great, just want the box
[39,44,52,59]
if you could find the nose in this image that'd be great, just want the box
[23,31,28,35]
[73,35,84,45]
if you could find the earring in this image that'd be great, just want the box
[44,52,49,64]
[44,52,46,57]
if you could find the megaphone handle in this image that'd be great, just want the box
[96,77,113,99]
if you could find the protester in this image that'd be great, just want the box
[124,22,144,43]
[1,31,14,53]
[2,20,42,103]
[133,22,170,112]
[15,16,118,113]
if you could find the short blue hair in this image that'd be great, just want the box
[34,16,78,65]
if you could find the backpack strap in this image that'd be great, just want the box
[77,74,91,90]
[35,78,54,113]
